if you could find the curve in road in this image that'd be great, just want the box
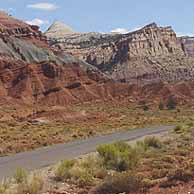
[0,125,173,180]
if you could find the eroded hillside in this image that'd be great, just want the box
[48,23,194,84]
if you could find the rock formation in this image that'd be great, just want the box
[0,12,194,108]
[48,23,194,85]
[44,21,75,39]
[0,12,130,107]
[180,36,194,56]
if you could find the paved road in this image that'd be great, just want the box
[0,125,173,180]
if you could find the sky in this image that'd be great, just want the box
[0,0,194,35]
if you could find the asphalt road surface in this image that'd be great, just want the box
[0,125,173,180]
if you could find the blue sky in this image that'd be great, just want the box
[1,0,194,35]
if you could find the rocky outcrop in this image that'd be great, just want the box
[48,23,194,84]
[180,36,194,56]
[0,11,50,48]
[0,11,39,36]
[0,12,126,106]
[1,12,194,108]
[44,21,76,39]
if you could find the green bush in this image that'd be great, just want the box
[93,173,143,194]
[55,157,97,186]
[69,165,94,186]
[136,136,162,152]
[143,105,149,111]
[159,101,164,110]
[54,160,75,181]
[174,125,187,134]
[166,96,177,110]
[97,142,139,171]
[144,136,162,149]
[13,168,28,184]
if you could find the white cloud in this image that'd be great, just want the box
[8,8,14,11]
[111,28,129,34]
[130,26,142,32]
[0,7,15,12]
[27,3,58,11]
[111,25,145,34]
[26,18,49,26]
[176,32,194,37]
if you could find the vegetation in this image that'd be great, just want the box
[93,173,143,194]
[97,142,139,171]
[136,136,162,151]
[13,167,28,184]
[174,124,189,134]
[54,156,104,186]
[166,96,177,110]
[15,174,44,194]
[143,104,149,111]
[158,101,164,110]
[0,180,9,194]
[2,119,194,194]
[1,102,194,156]
[55,160,75,181]
[0,172,44,194]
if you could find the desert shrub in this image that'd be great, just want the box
[187,122,194,127]
[13,167,28,184]
[69,166,94,186]
[143,105,149,111]
[138,100,146,106]
[174,125,187,134]
[80,155,105,178]
[93,173,143,194]
[0,179,10,194]
[97,142,139,171]
[168,168,193,182]
[160,168,193,188]
[25,174,44,194]
[158,101,164,110]
[94,168,107,179]
[70,156,105,186]
[144,136,162,149]
[152,168,169,179]
[55,157,100,186]
[0,186,6,194]
[166,96,177,110]
[16,174,44,194]
[142,178,160,188]
[136,136,162,152]
[77,169,94,186]
[80,155,101,171]
[54,160,75,181]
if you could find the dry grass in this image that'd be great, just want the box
[2,123,194,194]
[0,172,44,194]
[1,101,194,156]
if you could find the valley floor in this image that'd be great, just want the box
[1,100,194,156]
[1,123,194,194]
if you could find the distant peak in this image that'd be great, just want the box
[45,20,75,39]
[51,20,70,27]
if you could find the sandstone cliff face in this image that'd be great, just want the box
[0,11,41,37]
[0,12,128,106]
[1,12,194,107]
[49,23,194,84]
[180,36,194,56]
